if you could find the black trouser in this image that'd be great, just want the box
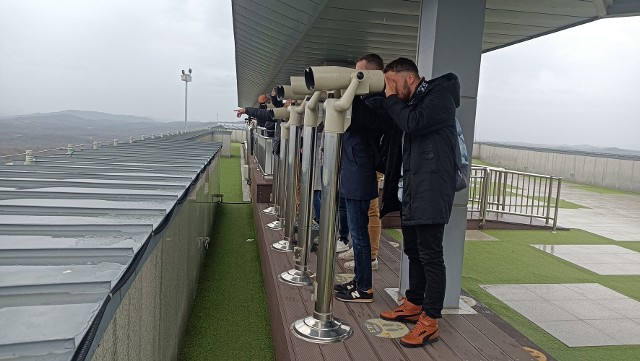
[402,223,446,319]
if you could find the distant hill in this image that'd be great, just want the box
[480,141,640,158]
[9,110,158,123]
[0,110,216,157]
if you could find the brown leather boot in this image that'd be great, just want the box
[399,312,439,348]
[380,298,422,323]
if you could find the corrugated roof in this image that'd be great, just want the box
[232,0,640,106]
[0,131,221,360]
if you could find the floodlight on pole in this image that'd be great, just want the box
[180,68,192,130]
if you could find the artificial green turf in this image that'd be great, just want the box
[569,183,640,195]
[180,143,275,361]
[472,158,495,167]
[463,229,640,361]
[383,226,640,360]
[385,228,404,243]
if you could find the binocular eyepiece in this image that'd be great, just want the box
[276,76,313,100]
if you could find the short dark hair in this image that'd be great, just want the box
[383,57,419,76]
[357,53,384,70]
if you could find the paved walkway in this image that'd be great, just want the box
[557,183,640,241]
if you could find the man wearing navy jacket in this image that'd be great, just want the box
[333,54,387,303]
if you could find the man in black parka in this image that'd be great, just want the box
[378,57,459,348]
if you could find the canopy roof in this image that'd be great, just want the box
[232,0,640,105]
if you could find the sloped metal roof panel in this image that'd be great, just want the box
[0,131,221,360]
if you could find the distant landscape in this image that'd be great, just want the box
[0,110,219,158]
[478,141,640,158]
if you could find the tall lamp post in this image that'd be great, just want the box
[181,68,192,130]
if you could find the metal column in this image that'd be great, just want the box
[292,75,368,343]
[280,92,322,286]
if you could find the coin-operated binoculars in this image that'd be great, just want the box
[265,106,292,231]
[291,66,384,343]
[263,104,291,216]
[271,98,308,252]
[279,88,324,286]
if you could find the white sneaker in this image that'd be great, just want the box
[338,247,354,260]
[343,259,379,270]
[336,241,350,253]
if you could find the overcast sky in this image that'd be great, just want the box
[1,1,639,150]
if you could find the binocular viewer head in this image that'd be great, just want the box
[276,76,313,100]
[304,66,384,94]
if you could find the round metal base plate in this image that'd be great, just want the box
[262,206,277,215]
[279,269,314,286]
[290,316,353,344]
[271,240,293,252]
[266,220,282,230]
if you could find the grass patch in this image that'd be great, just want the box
[462,229,640,361]
[385,228,403,242]
[569,183,640,196]
[529,195,586,209]
[472,158,494,167]
[180,143,275,361]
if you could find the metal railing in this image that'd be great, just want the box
[468,166,562,231]
[253,126,274,176]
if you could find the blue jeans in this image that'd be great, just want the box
[338,197,349,241]
[344,198,372,291]
[313,190,321,223]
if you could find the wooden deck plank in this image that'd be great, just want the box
[462,314,537,361]
[250,160,544,361]
[446,315,516,360]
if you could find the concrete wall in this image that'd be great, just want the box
[90,153,220,361]
[473,143,640,193]
[195,131,231,157]
[230,129,245,143]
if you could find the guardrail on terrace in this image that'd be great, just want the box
[468,166,562,231]
[252,126,274,177]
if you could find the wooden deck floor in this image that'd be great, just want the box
[252,202,542,361]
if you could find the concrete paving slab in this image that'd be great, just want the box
[585,319,640,345]
[557,184,640,241]
[465,230,498,241]
[480,285,545,301]
[595,299,640,318]
[483,284,640,346]
[536,320,621,347]
[521,284,586,300]
[501,300,577,322]
[551,299,623,320]
[532,245,640,275]
[563,283,628,300]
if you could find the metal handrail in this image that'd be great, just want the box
[253,126,274,176]
[468,166,562,231]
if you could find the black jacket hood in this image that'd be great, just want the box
[411,72,461,108]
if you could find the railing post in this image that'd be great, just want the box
[480,167,490,228]
[545,177,554,226]
[552,178,562,232]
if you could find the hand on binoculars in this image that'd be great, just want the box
[384,77,397,98]
[234,108,246,117]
